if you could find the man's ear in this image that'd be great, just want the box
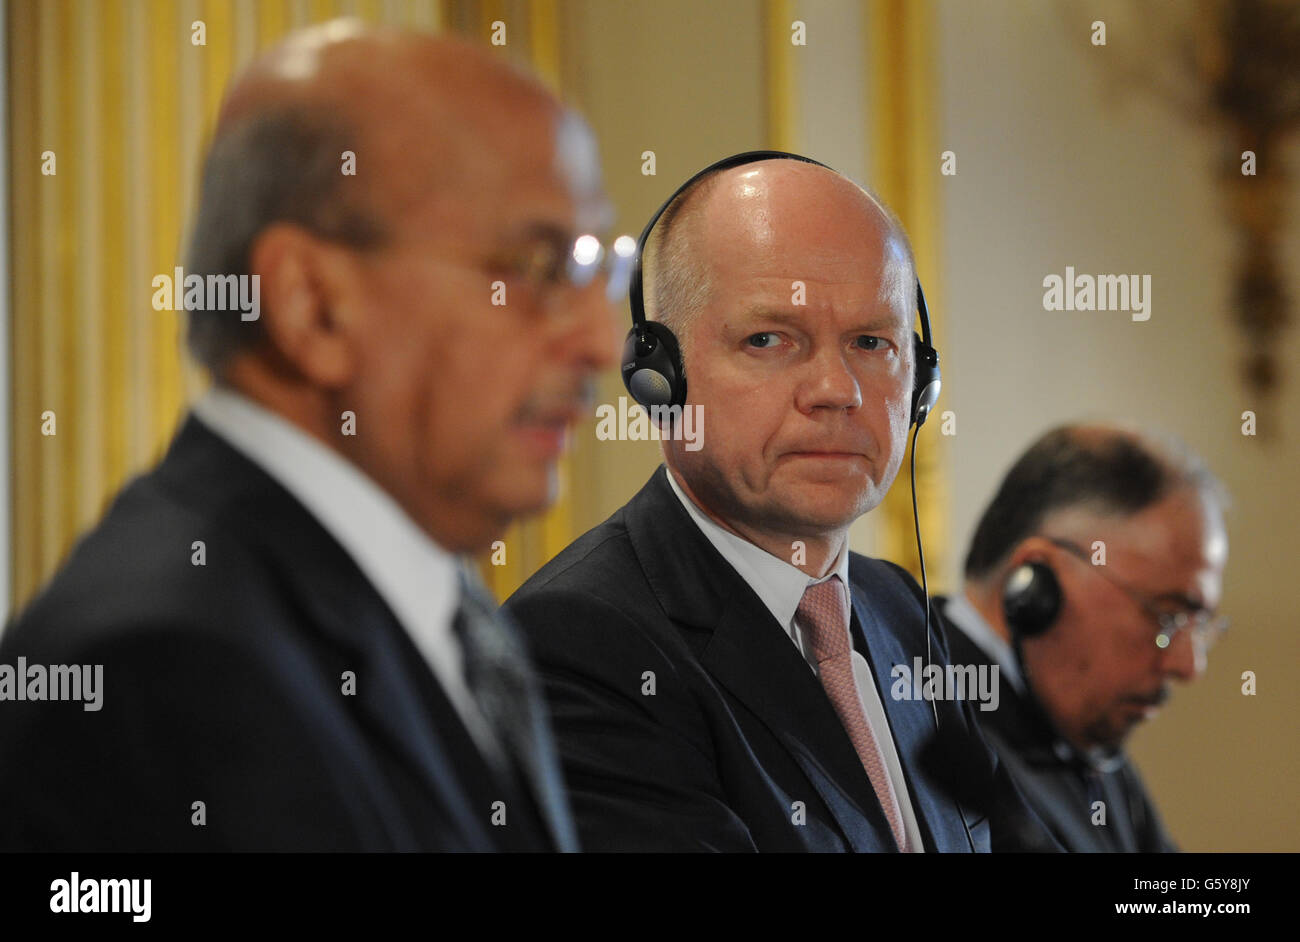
[998,536,1060,596]
[248,223,356,388]
[1005,536,1055,571]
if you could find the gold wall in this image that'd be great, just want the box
[6,0,1293,854]
[7,0,459,608]
[8,0,945,608]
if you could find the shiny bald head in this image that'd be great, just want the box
[643,158,916,359]
[655,158,922,575]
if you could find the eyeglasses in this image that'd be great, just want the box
[1043,537,1230,653]
[487,233,637,305]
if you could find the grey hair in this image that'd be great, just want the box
[183,104,389,371]
[964,424,1230,582]
[640,173,720,364]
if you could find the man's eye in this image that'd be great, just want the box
[747,332,779,348]
[495,243,565,284]
[855,335,884,350]
[523,244,567,283]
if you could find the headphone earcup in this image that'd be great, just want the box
[1003,562,1062,639]
[911,332,941,428]
[622,320,686,409]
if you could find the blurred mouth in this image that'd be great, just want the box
[512,380,594,461]
[513,413,577,460]
[1123,688,1170,720]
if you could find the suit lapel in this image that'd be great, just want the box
[625,466,898,852]
[283,561,491,847]
[701,598,898,852]
[155,416,498,849]
[850,588,969,853]
[943,608,1058,763]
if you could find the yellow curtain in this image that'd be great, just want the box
[759,0,949,587]
[6,0,467,612]
[456,0,577,602]
[7,0,593,610]
[764,0,798,150]
[866,0,949,590]
[8,0,936,610]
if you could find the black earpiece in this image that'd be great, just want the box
[622,150,941,429]
[911,284,942,429]
[1002,561,1063,639]
[621,320,685,409]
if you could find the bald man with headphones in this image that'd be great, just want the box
[505,153,1057,852]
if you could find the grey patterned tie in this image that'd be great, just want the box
[452,568,577,851]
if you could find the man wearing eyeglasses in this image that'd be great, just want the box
[940,423,1229,852]
[0,23,628,850]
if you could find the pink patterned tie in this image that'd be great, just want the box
[798,576,908,851]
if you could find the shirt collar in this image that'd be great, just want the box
[942,592,1131,771]
[190,386,460,643]
[942,590,1025,694]
[665,466,850,632]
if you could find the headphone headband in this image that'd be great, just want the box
[622,150,940,427]
[916,281,933,348]
[629,150,828,328]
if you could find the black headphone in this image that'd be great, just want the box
[1001,552,1127,774]
[624,151,968,850]
[622,150,941,429]
[1002,560,1063,640]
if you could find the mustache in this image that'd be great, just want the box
[1131,685,1172,709]
[516,378,596,423]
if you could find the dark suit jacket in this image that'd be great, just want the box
[941,597,1176,853]
[0,415,569,851]
[504,466,1057,852]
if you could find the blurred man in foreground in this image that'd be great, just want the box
[0,21,623,850]
[942,424,1229,851]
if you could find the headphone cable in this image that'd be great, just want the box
[909,423,940,730]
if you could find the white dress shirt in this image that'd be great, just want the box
[191,386,500,758]
[665,469,924,852]
[940,591,1025,695]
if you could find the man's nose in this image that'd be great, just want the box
[796,347,862,412]
[1160,628,1205,682]
[554,278,623,373]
